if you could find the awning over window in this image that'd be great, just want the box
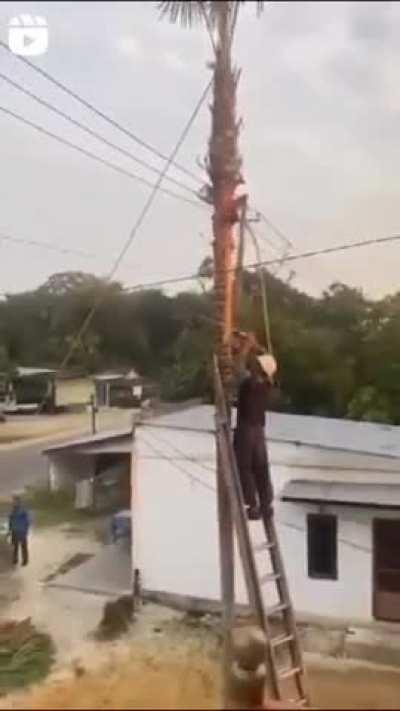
[280,480,400,509]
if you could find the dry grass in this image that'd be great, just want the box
[4,631,400,710]
[2,636,222,710]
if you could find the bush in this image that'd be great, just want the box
[0,618,54,695]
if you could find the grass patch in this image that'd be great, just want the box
[27,488,99,528]
[0,618,54,696]
[0,488,99,529]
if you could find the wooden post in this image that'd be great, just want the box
[217,448,235,704]
[89,394,97,434]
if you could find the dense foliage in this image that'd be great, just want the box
[0,270,399,423]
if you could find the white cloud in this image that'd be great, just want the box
[115,34,142,59]
[163,50,186,72]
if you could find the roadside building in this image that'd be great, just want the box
[5,367,57,413]
[93,369,149,409]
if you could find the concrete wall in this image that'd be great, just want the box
[133,425,400,624]
[55,378,94,408]
[48,453,95,491]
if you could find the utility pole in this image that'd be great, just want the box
[89,394,97,434]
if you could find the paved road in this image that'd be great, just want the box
[0,433,79,497]
[0,440,52,496]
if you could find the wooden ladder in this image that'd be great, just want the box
[214,360,309,706]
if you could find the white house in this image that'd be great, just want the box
[44,404,400,625]
[133,405,400,626]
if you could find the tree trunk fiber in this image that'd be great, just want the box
[210,1,241,399]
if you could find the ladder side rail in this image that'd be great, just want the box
[264,516,309,702]
[217,424,282,701]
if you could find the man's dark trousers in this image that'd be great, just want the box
[234,424,273,510]
[11,533,28,565]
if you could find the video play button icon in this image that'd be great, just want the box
[23,34,35,47]
[8,15,48,56]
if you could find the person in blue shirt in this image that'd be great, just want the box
[8,495,30,566]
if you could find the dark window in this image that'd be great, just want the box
[307,514,337,580]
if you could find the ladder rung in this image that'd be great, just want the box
[260,572,281,585]
[265,602,288,616]
[253,541,275,552]
[277,665,302,680]
[270,633,294,647]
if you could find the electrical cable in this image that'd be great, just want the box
[57,80,212,372]
[123,232,400,293]
[0,39,204,186]
[0,103,204,209]
[0,70,202,199]
[139,433,216,493]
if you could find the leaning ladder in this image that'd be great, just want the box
[214,360,309,706]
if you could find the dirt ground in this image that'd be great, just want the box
[1,527,400,709]
[3,633,400,710]
[0,409,134,446]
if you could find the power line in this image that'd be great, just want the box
[0,229,146,276]
[0,103,205,210]
[0,70,202,199]
[58,80,212,372]
[0,42,300,259]
[123,232,400,293]
[139,433,216,493]
[0,230,94,259]
[255,209,294,249]
[0,39,204,186]
[143,426,215,474]
[0,57,288,259]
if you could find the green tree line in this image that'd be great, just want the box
[0,269,399,423]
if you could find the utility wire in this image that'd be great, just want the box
[0,104,204,210]
[245,220,273,355]
[0,39,204,186]
[255,209,294,249]
[143,426,215,474]
[57,80,212,372]
[0,230,94,259]
[123,232,400,293]
[0,228,147,277]
[0,43,294,256]
[0,70,201,199]
[139,433,216,493]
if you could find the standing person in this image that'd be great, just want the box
[233,350,278,521]
[8,495,30,566]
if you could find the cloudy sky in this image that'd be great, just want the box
[0,1,399,298]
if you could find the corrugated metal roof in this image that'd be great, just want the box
[93,369,140,381]
[16,367,56,377]
[42,428,132,454]
[147,406,400,460]
[281,480,400,508]
[43,404,400,461]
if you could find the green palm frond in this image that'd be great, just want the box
[158,1,210,27]
[158,2,264,28]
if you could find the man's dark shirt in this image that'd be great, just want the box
[237,375,271,427]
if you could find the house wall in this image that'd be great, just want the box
[133,426,400,623]
[55,378,94,408]
[48,453,95,491]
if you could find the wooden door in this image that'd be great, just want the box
[373,519,400,622]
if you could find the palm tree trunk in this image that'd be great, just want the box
[210,1,241,398]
